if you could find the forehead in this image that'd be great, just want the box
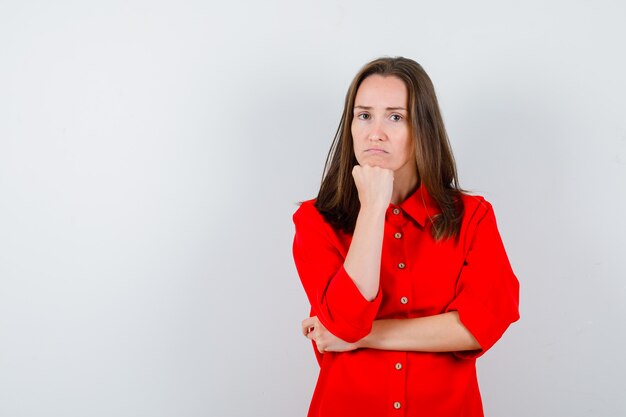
[354,75,408,108]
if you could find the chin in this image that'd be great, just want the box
[359,158,392,169]
[360,162,388,169]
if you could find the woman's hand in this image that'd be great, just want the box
[302,316,359,353]
[352,165,394,211]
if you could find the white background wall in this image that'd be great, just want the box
[1,1,625,416]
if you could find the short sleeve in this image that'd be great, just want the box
[293,202,382,343]
[445,200,520,359]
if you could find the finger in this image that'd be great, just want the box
[301,318,312,335]
[303,325,315,338]
[302,317,316,336]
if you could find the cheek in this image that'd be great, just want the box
[401,133,415,159]
[351,133,365,165]
[350,122,361,140]
[351,124,365,147]
[405,138,414,154]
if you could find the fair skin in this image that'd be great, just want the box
[303,74,480,354]
[343,75,415,302]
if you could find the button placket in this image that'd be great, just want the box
[386,208,409,414]
[389,351,407,414]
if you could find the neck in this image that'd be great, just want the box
[391,170,419,205]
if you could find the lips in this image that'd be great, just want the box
[365,148,388,154]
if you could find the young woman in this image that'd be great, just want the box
[292,57,519,417]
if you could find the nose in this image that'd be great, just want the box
[368,121,387,141]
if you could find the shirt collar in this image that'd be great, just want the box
[394,184,441,227]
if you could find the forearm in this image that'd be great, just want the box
[358,311,481,352]
[343,205,386,301]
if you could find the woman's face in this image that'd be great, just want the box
[351,74,416,178]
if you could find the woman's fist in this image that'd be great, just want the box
[352,164,394,211]
[302,316,359,353]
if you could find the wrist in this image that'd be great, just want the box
[357,325,375,349]
[358,204,388,218]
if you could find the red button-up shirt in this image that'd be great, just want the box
[292,185,520,417]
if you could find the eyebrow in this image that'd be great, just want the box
[354,105,407,111]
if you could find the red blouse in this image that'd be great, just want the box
[292,185,520,417]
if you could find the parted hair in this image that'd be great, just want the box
[314,56,464,240]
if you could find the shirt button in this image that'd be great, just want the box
[395,362,403,370]
[393,401,401,409]
[392,208,400,215]
[398,262,406,269]
[400,296,408,304]
[394,232,402,239]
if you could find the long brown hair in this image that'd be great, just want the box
[315,56,464,240]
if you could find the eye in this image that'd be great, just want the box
[390,114,403,122]
[356,113,370,120]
